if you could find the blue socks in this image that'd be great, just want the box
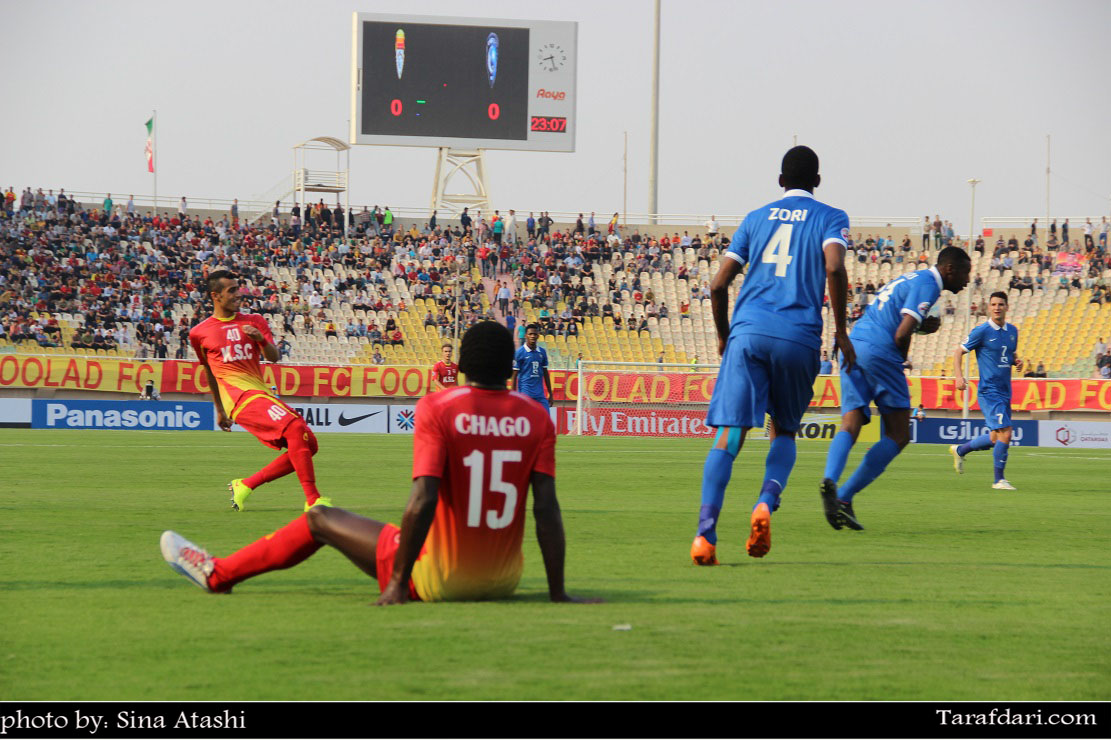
[698,427,742,544]
[838,436,902,502]
[993,441,1008,482]
[823,430,855,482]
[757,436,797,512]
[956,433,992,457]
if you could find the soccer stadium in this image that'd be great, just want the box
[2,0,1109,720]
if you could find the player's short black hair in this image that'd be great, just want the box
[525,323,540,333]
[990,291,1008,303]
[781,146,820,185]
[206,269,238,297]
[459,321,514,386]
[936,246,971,267]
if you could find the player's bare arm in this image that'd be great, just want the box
[532,472,601,604]
[709,258,743,356]
[822,241,855,371]
[893,314,919,360]
[197,353,231,431]
[242,325,279,363]
[508,368,517,390]
[953,345,970,391]
[376,476,440,606]
[543,368,554,403]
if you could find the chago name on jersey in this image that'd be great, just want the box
[725,190,850,350]
[850,267,943,361]
[962,320,1018,397]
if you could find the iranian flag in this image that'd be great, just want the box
[144,117,154,173]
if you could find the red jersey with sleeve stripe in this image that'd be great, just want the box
[432,360,459,388]
[409,386,555,602]
[189,313,275,416]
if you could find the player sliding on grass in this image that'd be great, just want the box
[162,321,599,605]
[949,291,1022,490]
[691,146,854,565]
[820,247,971,530]
[189,269,330,512]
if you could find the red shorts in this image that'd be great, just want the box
[375,523,423,601]
[231,392,300,450]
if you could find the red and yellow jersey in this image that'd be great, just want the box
[409,387,556,602]
[189,313,274,416]
[432,360,459,388]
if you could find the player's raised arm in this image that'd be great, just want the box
[376,476,440,606]
[823,240,854,371]
[532,472,601,604]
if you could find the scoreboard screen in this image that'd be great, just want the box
[351,13,576,152]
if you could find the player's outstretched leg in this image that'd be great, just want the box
[233,453,297,511]
[951,433,991,475]
[835,410,912,530]
[692,426,743,565]
[746,432,796,558]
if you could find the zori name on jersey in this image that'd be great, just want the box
[767,208,809,222]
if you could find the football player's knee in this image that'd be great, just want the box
[305,504,329,535]
[285,419,318,454]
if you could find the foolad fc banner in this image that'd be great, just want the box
[1,355,1111,410]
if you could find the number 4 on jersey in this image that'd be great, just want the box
[762,224,794,277]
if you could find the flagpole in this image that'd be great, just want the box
[152,110,158,214]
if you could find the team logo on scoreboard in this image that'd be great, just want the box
[486,32,499,88]
[395,29,405,79]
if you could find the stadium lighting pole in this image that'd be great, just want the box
[962,178,981,420]
[648,0,660,225]
[623,131,628,228]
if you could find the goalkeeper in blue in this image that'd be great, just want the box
[820,247,972,530]
[949,291,1023,490]
[691,146,855,565]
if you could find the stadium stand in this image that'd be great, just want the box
[2,187,1108,378]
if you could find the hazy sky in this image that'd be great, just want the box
[3,0,1109,227]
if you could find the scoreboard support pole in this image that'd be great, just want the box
[430,148,491,217]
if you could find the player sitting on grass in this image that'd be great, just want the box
[189,270,330,512]
[949,291,1022,490]
[162,321,600,605]
[820,247,971,530]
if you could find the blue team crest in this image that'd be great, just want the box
[396,409,415,431]
[486,33,498,88]
[917,302,931,315]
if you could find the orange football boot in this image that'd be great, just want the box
[690,535,718,565]
[746,503,771,558]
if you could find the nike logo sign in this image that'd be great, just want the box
[338,411,382,426]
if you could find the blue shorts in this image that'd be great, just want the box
[525,394,550,412]
[978,394,1012,430]
[840,341,910,423]
[706,333,818,433]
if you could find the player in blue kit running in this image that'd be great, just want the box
[820,246,972,530]
[949,291,1022,490]
[510,324,553,410]
[691,146,855,564]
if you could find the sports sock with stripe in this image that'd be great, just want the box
[757,435,796,512]
[209,514,322,592]
[837,436,902,503]
[956,433,992,457]
[992,440,1009,482]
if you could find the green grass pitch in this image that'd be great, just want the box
[0,429,1107,700]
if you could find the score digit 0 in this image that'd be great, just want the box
[487,103,500,120]
[390,99,403,116]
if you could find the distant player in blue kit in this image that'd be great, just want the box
[691,146,855,565]
[949,291,1022,490]
[510,323,553,410]
[820,247,972,530]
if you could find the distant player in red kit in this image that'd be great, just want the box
[431,343,459,390]
[161,321,599,605]
[189,269,331,512]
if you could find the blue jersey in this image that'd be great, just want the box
[725,190,849,350]
[850,267,943,362]
[514,344,548,398]
[962,320,1018,398]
